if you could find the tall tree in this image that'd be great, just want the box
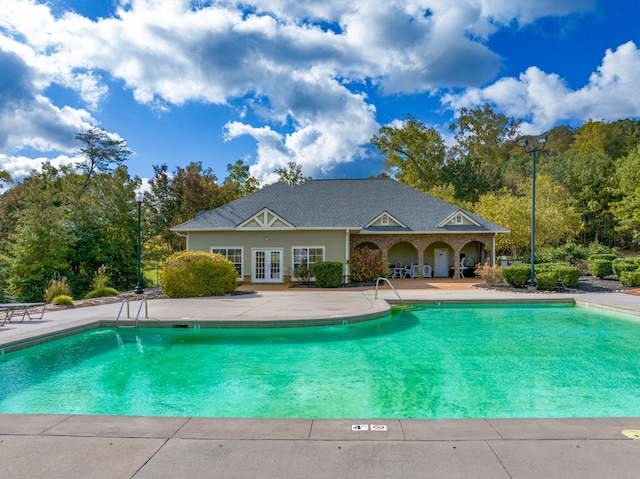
[76,126,131,194]
[371,114,445,192]
[611,145,640,247]
[223,159,260,199]
[445,104,521,202]
[0,170,11,189]
[273,161,311,186]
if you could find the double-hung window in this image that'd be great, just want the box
[211,247,243,277]
[293,247,324,278]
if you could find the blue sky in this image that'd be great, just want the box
[1,0,639,185]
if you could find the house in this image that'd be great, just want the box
[171,178,509,283]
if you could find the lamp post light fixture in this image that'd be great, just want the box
[518,135,547,288]
[135,190,144,295]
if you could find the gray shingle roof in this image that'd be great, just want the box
[172,178,508,233]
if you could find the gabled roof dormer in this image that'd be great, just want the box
[237,208,295,230]
[364,211,407,229]
[438,210,481,228]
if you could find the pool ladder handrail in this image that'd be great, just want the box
[375,277,405,305]
[115,298,148,329]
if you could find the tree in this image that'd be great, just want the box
[144,162,229,256]
[0,170,11,189]
[273,161,310,186]
[473,175,581,256]
[76,126,131,194]
[445,104,521,202]
[223,159,260,200]
[611,145,640,247]
[370,115,445,192]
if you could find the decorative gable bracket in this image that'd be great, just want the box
[237,208,295,230]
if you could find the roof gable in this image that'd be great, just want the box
[438,210,481,228]
[364,211,406,229]
[237,208,294,230]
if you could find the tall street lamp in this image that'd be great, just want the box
[135,190,144,295]
[518,135,547,288]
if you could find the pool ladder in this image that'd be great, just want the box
[115,298,148,330]
[375,277,405,305]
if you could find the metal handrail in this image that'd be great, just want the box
[116,298,148,329]
[375,277,405,304]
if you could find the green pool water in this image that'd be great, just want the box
[1,303,640,419]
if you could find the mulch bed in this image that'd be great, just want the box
[477,275,639,295]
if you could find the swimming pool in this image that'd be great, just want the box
[1,303,640,419]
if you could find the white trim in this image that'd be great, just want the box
[437,210,481,228]
[251,248,284,283]
[291,246,325,281]
[363,211,406,229]
[237,208,295,230]
[210,246,244,279]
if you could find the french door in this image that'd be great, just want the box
[253,249,283,283]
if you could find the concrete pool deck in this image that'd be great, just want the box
[2,281,640,478]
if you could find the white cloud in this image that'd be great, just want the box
[0,153,79,181]
[0,0,616,178]
[442,41,640,134]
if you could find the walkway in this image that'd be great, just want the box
[2,282,640,478]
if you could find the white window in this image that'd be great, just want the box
[292,247,324,278]
[211,247,243,277]
[455,214,463,224]
[381,215,389,225]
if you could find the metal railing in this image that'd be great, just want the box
[374,277,404,304]
[115,298,148,329]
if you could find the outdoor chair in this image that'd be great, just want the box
[423,264,432,278]
[410,263,419,278]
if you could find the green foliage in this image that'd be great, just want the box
[348,248,386,283]
[161,251,237,298]
[611,145,640,245]
[478,265,504,286]
[273,161,311,186]
[84,265,119,298]
[588,259,614,279]
[294,264,312,285]
[311,262,344,288]
[612,258,640,277]
[76,126,131,194]
[371,115,445,192]
[535,263,581,288]
[44,275,72,303]
[84,287,119,299]
[502,263,531,288]
[535,272,559,291]
[52,295,74,306]
[534,243,589,265]
[587,243,617,257]
[620,271,640,287]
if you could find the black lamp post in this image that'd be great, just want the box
[518,135,547,288]
[135,191,144,294]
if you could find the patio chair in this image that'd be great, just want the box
[410,263,419,278]
[391,262,404,278]
[422,264,432,278]
[460,257,468,278]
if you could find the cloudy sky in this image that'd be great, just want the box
[0,0,638,185]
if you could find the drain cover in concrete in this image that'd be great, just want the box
[622,429,640,440]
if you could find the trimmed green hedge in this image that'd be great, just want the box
[503,263,581,290]
[312,262,344,288]
[588,259,614,278]
[620,271,640,287]
[161,251,237,298]
[612,257,640,277]
[536,272,559,291]
[502,263,531,288]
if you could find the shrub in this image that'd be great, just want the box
[588,258,614,278]
[294,265,312,285]
[349,248,386,283]
[588,242,617,257]
[84,287,119,299]
[536,272,559,291]
[479,265,503,286]
[311,262,344,288]
[620,271,640,287]
[85,265,119,299]
[52,294,74,306]
[161,251,237,298]
[44,275,72,303]
[502,263,531,288]
[612,258,640,277]
[536,263,580,288]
